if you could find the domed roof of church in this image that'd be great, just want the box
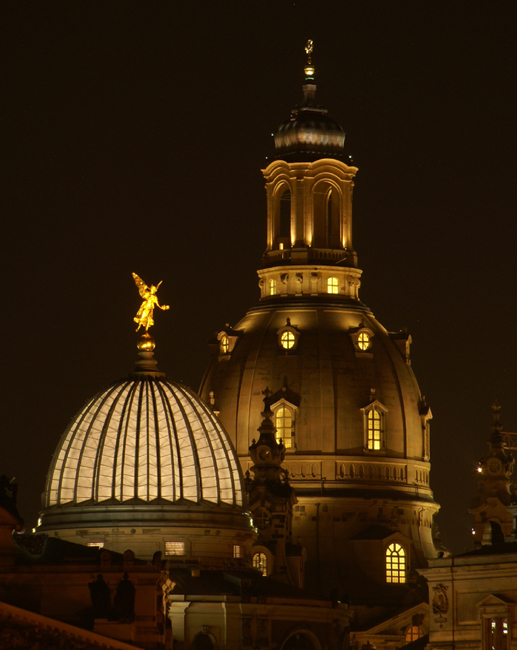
[42,351,243,512]
[274,97,345,161]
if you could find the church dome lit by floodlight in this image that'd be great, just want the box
[37,331,255,563]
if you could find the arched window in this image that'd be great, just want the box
[367,408,383,450]
[405,626,424,643]
[386,543,406,583]
[327,277,339,294]
[277,188,291,249]
[253,551,268,576]
[220,334,229,354]
[275,405,294,449]
[269,279,277,296]
[326,189,334,247]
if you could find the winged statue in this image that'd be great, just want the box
[132,273,170,332]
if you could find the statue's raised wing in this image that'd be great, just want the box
[132,272,148,299]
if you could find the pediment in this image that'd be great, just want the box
[477,593,514,608]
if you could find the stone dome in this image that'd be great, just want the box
[274,82,345,161]
[38,346,255,561]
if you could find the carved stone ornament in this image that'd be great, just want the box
[432,583,449,614]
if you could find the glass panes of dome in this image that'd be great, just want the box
[281,331,295,349]
[45,377,243,509]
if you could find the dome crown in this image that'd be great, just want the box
[45,375,243,509]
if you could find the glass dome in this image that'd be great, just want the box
[43,376,243,509]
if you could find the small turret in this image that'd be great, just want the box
[469,402,517,547]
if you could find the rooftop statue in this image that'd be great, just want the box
[132,272,169,332]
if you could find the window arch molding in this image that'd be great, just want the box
[361,400,388,453]
[277,319,300,352]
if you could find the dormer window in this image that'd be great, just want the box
[361,400,388,452]
[275,404,294,449]
[217,329,240,356]
[277,318,299,352]
[327,277,339,294]
[281,331,296,349]
[350,325,375,353]
[269,279,277,296]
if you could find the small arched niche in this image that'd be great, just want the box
[312,181,341,249]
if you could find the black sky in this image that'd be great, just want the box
[2,1,517,554]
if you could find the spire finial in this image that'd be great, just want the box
[304,39,315,79]
[262,387,273,419]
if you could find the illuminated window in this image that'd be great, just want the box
[327,277,339,294]
[386,543,406,583]
[281,331,296,349]
[275,405,294,449]
[165,541,185,556]
[220,335,229,354]
[405,626,424,643]
[233,544,242,559]
[358,331,371,350]
[253,552,268,576]
[486,618,509,650]
[87,542,104,548]
[269,280,277,296]
[367,408,383,450]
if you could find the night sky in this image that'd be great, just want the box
[3,1,517,555]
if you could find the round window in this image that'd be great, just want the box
[281,331,296,349]
[357,332,370,350]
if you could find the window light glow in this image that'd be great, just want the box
[269,279,277,296]
[253,552,268,576]
[275,406,294,449]
[386,543,406,583]
[358,332,371,350]
[233,544,242,558]
[405,626,424,643]
[87,542,104,548]
[281,331,296,350]
[327,277,339,294]
[220,334,229,354]
[367,408,383,450]
[279,243,284,250]
[165,541,185,556]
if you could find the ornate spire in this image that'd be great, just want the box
[304,39,315,80]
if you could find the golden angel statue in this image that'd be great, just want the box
[132,273,170,332]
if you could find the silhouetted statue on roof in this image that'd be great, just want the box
[88,574,111,619]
